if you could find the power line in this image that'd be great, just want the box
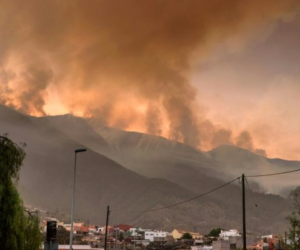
[114,177,240,215]
[111,167,300,215]
[245,168,300,178]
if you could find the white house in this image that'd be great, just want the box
[261,234,276,239]
[219,229,241,239]
[144,231,170,242]
[129,228,151,237]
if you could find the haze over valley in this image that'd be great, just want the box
[1,104,299,234]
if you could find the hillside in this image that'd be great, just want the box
[89,121,300,197]
[208,145,300,196]
[0,105,294,234]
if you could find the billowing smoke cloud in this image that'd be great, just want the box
[146,104,162,136]
[18,67,53,115]
[235,131,267,156]
[211,129,233,149]
[235,131,254,151]
[0,0,298,151]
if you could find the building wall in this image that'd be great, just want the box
[219,229,241,238]
[145,231,167,242]
[172,229,202,240]
[172,229,183,239]
[213,240,230,250]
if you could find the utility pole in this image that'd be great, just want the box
[294,224,296,250]
[104,206,110,250]
[115,227,118,250]
[285,231,287,250]
[242,174,246,250]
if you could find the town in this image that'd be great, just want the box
[41,216,285,250]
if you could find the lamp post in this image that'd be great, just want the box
[70,148,87,250]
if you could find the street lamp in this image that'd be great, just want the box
[70,148,87,250]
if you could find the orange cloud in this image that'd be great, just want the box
[0,0,299,157]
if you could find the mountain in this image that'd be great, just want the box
[208,145,300,196]
[0,105,295,234]
[86,119,300,198]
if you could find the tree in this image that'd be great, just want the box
[119,232,124,241]
[24,213,41,250]
[286,189,300,249]
[0,135,41,250]
[208,228,223,238]
[56,226,70,244]
[181,232,193,240]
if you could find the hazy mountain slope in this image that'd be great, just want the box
[208,145,300,196]
[89,122,300,197]
[89,121,300,197]
[39,116,224,194]
[92,121,227,186]
[31,115,112,156]
[45,116,234,198]
[31,113,297,233]
[0,105,207,229]
[0,105,293,234]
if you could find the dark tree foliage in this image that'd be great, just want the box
[119,232,124,241]
[24,214,41,250]
[181,232,193,240]
[208,228,223,237]
[286,191,300,250]
[0,135,41,250]
[57,226,70,244]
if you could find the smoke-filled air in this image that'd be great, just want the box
[1,0,300,158]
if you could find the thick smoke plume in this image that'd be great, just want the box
[0,0,298,152]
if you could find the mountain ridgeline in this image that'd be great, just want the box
[0,104,299,234]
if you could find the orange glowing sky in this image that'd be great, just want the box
[191,17,300,160]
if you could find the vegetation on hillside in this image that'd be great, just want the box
[286,189,300,250]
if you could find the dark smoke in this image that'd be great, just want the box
[0,0,298,151]
[235,131,267,156]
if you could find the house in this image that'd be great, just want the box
[44,243,103,250]
[74,225,89,236]
[145,230,172,243]
[57,245,103,250]
[213,240,230,250]
[129,227,151,237]
[172,229,203,240]
[63,222,85,232]
[98,225,114,234]
[115,224,133,232]
[132,239,151,247]
[88,225,97,234]
[260,235,284,250]
[219,229,241,239]
[217,233,261,250]
[261,235,276,239]
[191,246,212,250]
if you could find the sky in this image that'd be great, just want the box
[0,0,300,160]
[192,16,300,159]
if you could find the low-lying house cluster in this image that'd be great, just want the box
[42,217,286,250]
